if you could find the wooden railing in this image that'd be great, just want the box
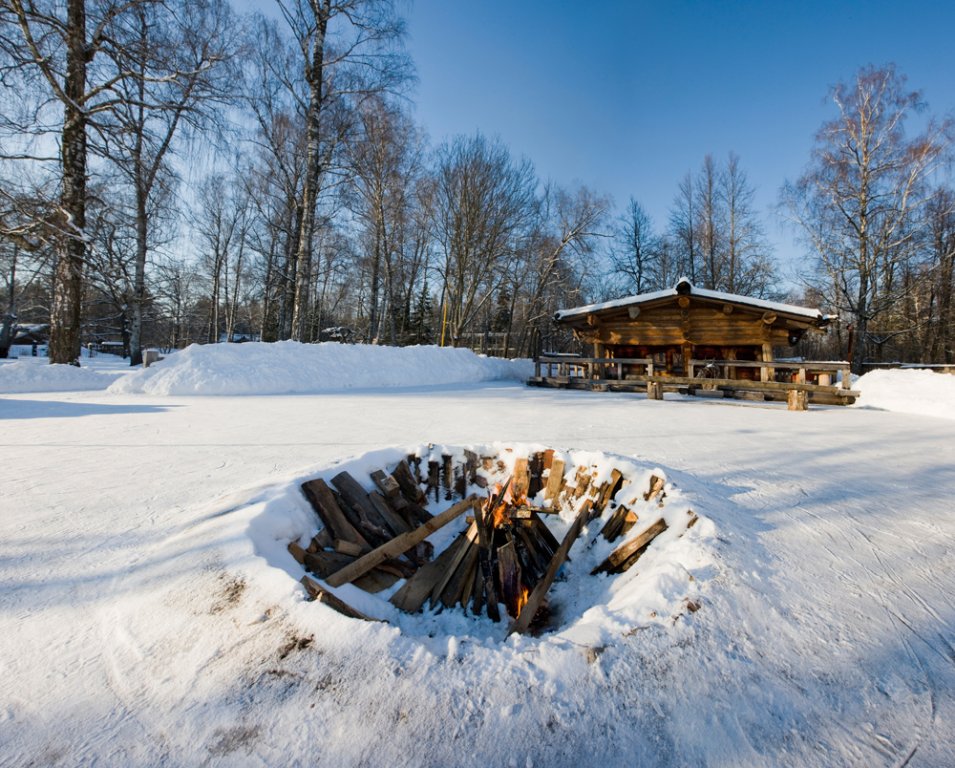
[533,356,654,381]
[687,359,853,389]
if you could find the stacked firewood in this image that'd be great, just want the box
[289,449,688,634]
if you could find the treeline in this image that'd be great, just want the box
[0,2,953,371]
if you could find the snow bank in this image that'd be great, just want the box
[854,368,955,421]
[0,359,122,393]
[109,342,532,396]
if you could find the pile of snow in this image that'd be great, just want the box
[0,359,123,393]
[854,368,955,421]
[109,341,533,396]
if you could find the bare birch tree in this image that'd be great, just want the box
[782,65,952,371]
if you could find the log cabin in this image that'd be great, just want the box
[553,278,831,378]
[531,278,857,406]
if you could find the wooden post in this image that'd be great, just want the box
[787,390,808,411]
[647,381,663,400]
[760,342,773,383]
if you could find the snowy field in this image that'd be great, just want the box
[1,345,954,767]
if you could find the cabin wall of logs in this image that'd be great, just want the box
[288,448,696,636]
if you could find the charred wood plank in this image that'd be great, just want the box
[528,452,545,498]
[508,505,589,635]
[368,491,412,537]
[430,523,479,604]
[301,479,370,551]
[392,459,427,505]
[475,499,501,623]
[332,472,396,538]
[497,538,524,619]
[440,541,480,609]
[442,454,454,500]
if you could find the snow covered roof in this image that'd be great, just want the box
[555,278,832,324]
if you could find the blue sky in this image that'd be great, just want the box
[404,0,955,286]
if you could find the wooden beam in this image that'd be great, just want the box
[324,496,480,587]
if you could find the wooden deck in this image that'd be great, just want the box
[528,356,860,406]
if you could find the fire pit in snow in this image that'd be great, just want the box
[287,447,700,636]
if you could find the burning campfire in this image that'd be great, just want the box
[288,448,695,636]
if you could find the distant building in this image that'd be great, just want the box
[553,278,832,378]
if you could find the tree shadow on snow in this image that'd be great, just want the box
[0,398,175,420]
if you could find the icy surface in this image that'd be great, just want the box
[854,368,955,421]
[109,341,533,396]
[1,358,954,767]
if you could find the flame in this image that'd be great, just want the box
[514,583,530,617]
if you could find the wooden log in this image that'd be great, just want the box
[311,527,334,551]
[426,459,440,502]
[591,518,668,575]
[508,505,589,635]
[301,479,370,550]
[542,449,555,471]
[324,496,480,588]
[594,469,624,511]
[371,470,405,506]
[787,389,808,411]
[454,460,467,499]
[332,472,396,538]
[334,539,363,557]
[543,458,566,502]
[512,457,530,500]
[300,575,379,621]
[403,500,434,526]
[368,491,412,537]
[442,454,454,500]
[288,540,307,564]
[572,467,593,500]
[643,474,665,502]
[392,460,427,505]
[390,531,471,613]
[599,505,636,542]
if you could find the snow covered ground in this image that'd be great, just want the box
[1,348,954,767]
